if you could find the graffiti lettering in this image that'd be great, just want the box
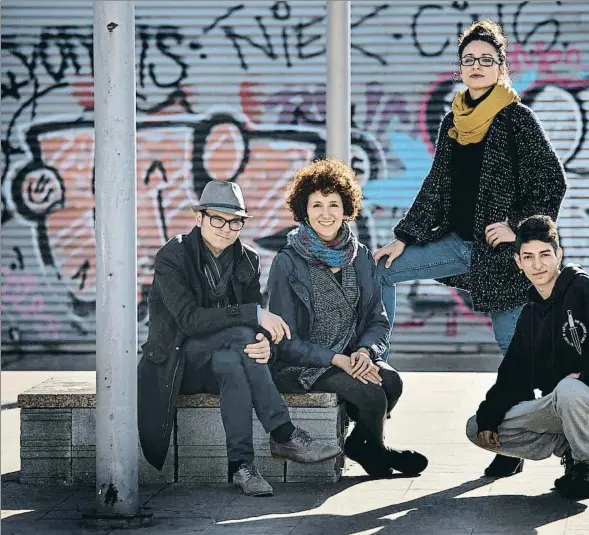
[411,0,565,58]
[412,5,449,57]
[38,28,89,82]
[513,0,559,49]
[1,72,29,101]
[10,247,24,271]
[510,41,585,74]
[264,81,409,139]
[222,16,277,70]
[2,1,588,352]
[145,26,188,89]
[351,4,390,65]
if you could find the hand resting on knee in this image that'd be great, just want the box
[244,333,272,364]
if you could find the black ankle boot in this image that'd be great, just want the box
[344,430,393,478]
[378,445,428,475]
[559,462,589,500]
[484,454,524,477]
[554,450,575,492]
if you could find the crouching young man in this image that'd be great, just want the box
[466,215,589,499]
[138,180,341,497]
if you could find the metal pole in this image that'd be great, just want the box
[326,0,351,163]
[92,0,139,520]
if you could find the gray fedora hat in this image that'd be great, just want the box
[191,180,252,218]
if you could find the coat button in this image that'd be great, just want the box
[175,347,179,350]
[303,297,309,301]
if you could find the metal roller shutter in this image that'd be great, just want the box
[2,0,589,357]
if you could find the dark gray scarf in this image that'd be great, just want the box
[200,240,234,308]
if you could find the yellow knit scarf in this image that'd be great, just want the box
[448,82,520,145]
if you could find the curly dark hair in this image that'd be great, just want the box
[285,158,363,223]
[458,19,510,83]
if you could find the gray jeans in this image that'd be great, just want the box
[467,378,589,463]
[181,326,291,462]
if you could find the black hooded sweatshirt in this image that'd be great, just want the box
[477,264,589,433]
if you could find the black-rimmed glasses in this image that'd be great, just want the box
[203,211,245,231]
[460,56,501,67]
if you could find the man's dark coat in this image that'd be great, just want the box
[138,226,262,470]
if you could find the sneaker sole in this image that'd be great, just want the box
[271,450,342,464]
[243,490,274,497]
[233,485,274,497]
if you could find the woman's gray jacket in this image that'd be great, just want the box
[267,242,390,371]
[394,102,567,312]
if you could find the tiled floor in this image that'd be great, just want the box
[2,371,588,534]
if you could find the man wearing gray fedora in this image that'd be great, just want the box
[138,179,341,497]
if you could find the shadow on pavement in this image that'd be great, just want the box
[214,478,587,535]
[1,477,586,534]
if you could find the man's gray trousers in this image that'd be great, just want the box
[467,378,589,463]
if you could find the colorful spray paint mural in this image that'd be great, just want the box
[2,0,589,351]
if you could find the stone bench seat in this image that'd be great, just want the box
[18,377,347,485]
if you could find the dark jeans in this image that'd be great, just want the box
[311,361,403,444]
[181,326,291,462]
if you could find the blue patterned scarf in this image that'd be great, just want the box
[287,222,358,268]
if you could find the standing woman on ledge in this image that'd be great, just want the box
[374,20,567,477]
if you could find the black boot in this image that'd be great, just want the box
[377,445,428,475]
[558,462,589,500]
[554,450,575,492]
[344,427,393,478]
[484,454,524,477]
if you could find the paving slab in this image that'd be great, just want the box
[2,371,589,534]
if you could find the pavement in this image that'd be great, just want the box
[2,369,589,534]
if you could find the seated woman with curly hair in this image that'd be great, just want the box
[267,158,428,477]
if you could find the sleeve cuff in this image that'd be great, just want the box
[393,228,415,246]
[319,349,337,367]
[357,346,375,360]
[236,302,260,328]
[476,414,499,435]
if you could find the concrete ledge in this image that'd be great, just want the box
[18,377,346,485]
[18,377,340,408]
[177,391,339,408]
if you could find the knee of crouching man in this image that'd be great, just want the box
[554,377,585,410]
[466,416,479,443]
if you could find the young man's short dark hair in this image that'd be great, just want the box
[515,215,559,254]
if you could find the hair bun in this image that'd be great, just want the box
[458,19,508,58]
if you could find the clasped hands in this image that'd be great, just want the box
[244,309,293,364]
[332,350,382,386]
[477,430,501,449]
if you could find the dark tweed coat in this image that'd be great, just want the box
[394,102,567,313]
[138,227,262,470]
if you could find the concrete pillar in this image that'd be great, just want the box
[92,0,139,520]
[326,0,351,163]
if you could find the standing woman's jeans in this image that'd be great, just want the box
[377,233,523,358]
